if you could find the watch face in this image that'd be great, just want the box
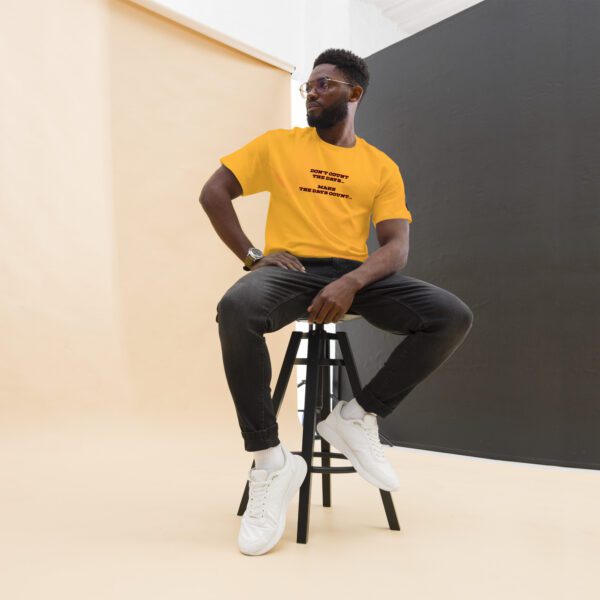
[249,248,263,260]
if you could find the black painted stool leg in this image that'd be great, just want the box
[320,332,332,507]
[336,330,401,532]
[296,324,322,543]
[236,331,303,517]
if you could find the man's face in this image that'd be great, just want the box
[305,64,356,128]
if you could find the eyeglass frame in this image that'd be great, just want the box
[299,76,356,98]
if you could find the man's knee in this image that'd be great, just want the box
[449,298,474,337]
[457,302,474,335]
[216,290,243,325]
[434,292,474,336]
[215,284,264,326]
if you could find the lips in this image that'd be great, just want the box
[307,104,320,110]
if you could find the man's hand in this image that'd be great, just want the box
[251,252,306,272]
[307,278,359,324]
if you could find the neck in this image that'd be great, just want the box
[315,121,357,147]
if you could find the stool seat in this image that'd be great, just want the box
[296,313,362,323]
[236,311,400,544]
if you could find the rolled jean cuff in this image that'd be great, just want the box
[355,388,393,418]
[242,423,280,452]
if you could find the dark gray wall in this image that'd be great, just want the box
[339,0,600,469]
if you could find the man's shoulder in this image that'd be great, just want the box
[262,126,310,140]
[358,135,391,157]
[357,136,399,168]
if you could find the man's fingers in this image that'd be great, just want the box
[307,300,321,323]
[289,260,305,271]
[321,305,338,324]
[283,252,306,271]
[318,302,345,324]
[286,259,304,271]
[271,256,295,269]
[314,303,336,324]
[329,311,341,324]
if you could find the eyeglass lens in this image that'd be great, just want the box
[301,77,329,97]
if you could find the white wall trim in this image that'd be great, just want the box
[130,0,296,73]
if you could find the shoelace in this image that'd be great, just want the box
[357,421,386,461]
[247,475,277,519]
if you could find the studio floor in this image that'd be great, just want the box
[1,409,599,600]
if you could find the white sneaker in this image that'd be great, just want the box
[238,444,308,556]
[316,400,399,492]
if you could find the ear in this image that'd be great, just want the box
[349,85,363,104]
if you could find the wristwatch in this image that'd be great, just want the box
[243,247,264,271]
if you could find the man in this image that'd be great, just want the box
[199,48,474,556]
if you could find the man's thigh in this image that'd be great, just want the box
[216,266,334,331]
[350,271,472,334]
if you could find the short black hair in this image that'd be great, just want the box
[313,48,370,106]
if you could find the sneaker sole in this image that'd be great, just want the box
[241,454,308,556]
[316,420,398,492]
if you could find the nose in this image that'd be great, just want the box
[306,87,319,102]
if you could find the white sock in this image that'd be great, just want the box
[253,443,285,472]
[341,397,372,420]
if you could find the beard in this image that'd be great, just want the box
[307,96,349,129]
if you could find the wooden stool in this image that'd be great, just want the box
[236,314,401,544]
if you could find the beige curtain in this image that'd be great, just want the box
[1,0,293,434]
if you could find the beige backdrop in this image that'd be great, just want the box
[1,0,298,446]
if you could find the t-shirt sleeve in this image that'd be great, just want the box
[219,131,271,196]
[372,159,413,225]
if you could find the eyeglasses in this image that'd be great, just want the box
[299,76,354,98]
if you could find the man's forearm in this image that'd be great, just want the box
[340,241,407,291]
[200,188,254,262]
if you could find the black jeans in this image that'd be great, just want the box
[216,257,474,452]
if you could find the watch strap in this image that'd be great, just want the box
[243,247,263,271]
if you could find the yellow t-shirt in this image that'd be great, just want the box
[219,126,412,262]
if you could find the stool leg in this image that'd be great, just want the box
[336,330,401,532]
[320,333,332,508]
[237,331,303,517]
[296,325,322,543]
[272,331,304,418]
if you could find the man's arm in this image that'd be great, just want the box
[199,165,255,263]
[199,165,306,272]
[305,218,410,323]
[340,218,410,291]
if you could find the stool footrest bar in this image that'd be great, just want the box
[292,450,347,460]
[311,466,356,474]
[294,358,344,366]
